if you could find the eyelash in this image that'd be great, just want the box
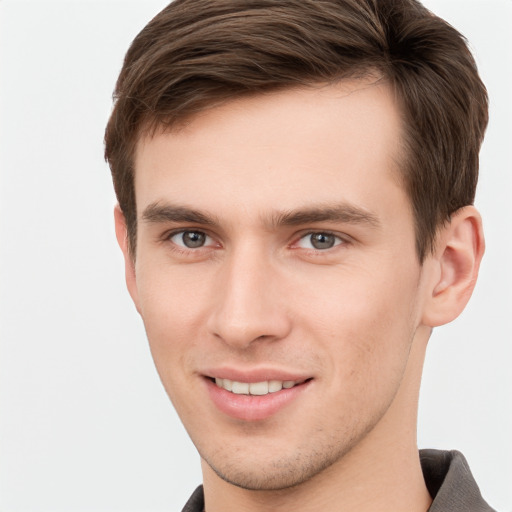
[160,229,350,257]
[293,230,346,249]
[162,229,218,255]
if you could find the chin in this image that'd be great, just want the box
[201,441,350,491]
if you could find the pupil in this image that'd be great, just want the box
[183,231,205,248]
[311,233,335,249]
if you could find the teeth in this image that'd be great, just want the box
[214,378,301,395]
[231,381,249,394]
[268,380,283,393]
[249,381,268,395]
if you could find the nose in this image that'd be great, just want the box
[206,244,292,350]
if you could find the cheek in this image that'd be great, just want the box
[134,270,208,421]
[137,256,211,319]
[302,262,421,383]
[135,263,211,370]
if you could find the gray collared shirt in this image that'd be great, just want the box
[181,449,496,511]
[421,449,495,512]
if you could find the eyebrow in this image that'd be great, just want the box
[141,203,219,226]
[269,204,380,229]
[141,202,380,229]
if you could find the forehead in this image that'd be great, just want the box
[133,80,406,223]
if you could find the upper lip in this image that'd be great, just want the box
[202,367,312,383]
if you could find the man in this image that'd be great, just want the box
[104,0,494,510]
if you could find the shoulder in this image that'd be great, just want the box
[181,485,204,512]
[421,449,496,512]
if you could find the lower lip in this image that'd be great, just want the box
[205,378,311,421]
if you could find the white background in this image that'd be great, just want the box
[0,1,511,510]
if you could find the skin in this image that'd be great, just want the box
[115,80,484,512]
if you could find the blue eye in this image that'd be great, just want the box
[170,230,211,249]
[297,232,343,250]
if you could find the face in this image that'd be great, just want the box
[123,81,433,490]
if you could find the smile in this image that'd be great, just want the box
[207,375,312,421]
[214,378,305,395]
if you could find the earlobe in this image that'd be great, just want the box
[421,206,485,327]
[114,205,141,313]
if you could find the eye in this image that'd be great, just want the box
[169,230,213,249]
[296,232,344,250]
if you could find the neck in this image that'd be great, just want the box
[202,327,433,512]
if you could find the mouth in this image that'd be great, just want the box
[211,377,310,395]
[204,374,313,421]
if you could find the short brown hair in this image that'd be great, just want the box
[104,0,488,261]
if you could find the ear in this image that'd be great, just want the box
[114,205,141,313]
[421,206,485,327]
